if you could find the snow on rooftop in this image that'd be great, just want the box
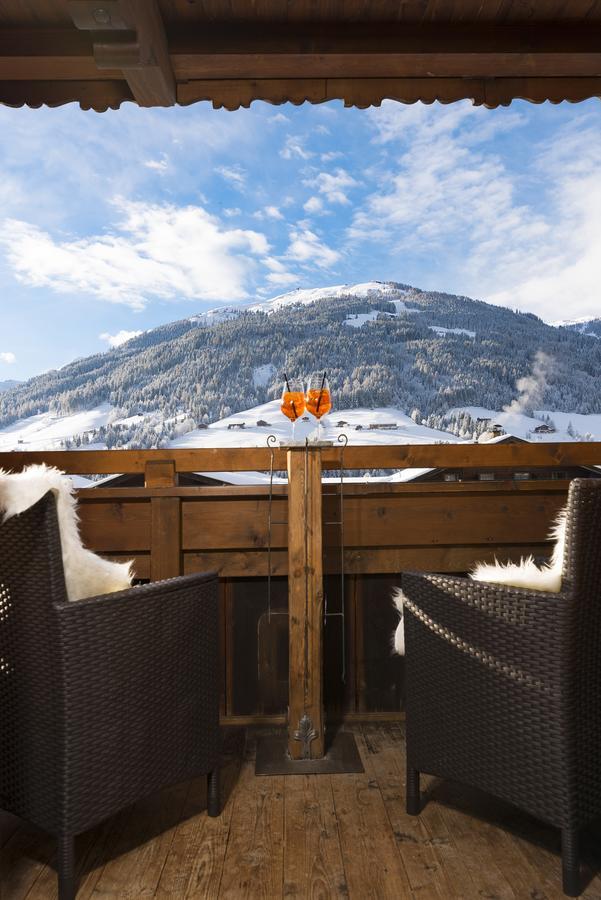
[448,406,601,442]
[171,400,460,449]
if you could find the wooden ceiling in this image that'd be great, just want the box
[2,1,601,111]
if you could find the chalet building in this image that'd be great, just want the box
[406,435,600,484]
[91,471,232,488]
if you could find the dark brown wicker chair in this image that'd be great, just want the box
[0,492,221,900]
[401,477,601,897]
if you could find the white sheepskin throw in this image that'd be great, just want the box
[470,507,567,593]
[392,507,567,656]
[0,464,133,601]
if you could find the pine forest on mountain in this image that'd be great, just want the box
[1,283,600,449]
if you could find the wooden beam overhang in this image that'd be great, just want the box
[67,0,175,106]
[2,6,601,111]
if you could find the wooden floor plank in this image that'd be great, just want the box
[156,731,243,898]
[360,722,460,898]
[84,781,190,898]
[217,733,285,899]
[3,724,601,900]
[23,805,135,900]
[330,727,412,899]
[0,826,54,900]
[282,774,348,898]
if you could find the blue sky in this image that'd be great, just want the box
[0,98,600,380]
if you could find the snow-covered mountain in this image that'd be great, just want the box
[0,380,21,393]
[555,318,601,339]
[1,279,601,451]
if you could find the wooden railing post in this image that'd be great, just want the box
[145,460,182,581]
[287,445,325,760]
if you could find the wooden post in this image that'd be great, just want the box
[287,446,325,760]
[145,460,182,581]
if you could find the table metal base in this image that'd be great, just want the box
[255,730,364,775]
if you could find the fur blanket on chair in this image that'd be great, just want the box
[0,464,133,601]
[392,507,567,656]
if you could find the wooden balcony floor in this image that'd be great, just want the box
[2,723,601,899]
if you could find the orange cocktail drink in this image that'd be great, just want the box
[305,387,332,419]
[281,390,306,421]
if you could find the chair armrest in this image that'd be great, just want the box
[54,569,218,614]
[401,572,572,685]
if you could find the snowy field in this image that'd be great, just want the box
[170,400,460,449]
[1,399,600,461]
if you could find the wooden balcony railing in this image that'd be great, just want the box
[2,442,600,731]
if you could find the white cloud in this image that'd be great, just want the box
[100,330,143,348]
[144,156,168,174]
[269,112,290,124]
[0,352,16,364]
[280,135,313,160]
[350,101,601,320]
[215,164,246,188]
[0,199,270,309]
[307,168,358,205]
[286,228,340,269]
[321,151,343,162]
[254,205,285,221]
[303,196,323,214]
[223,207,241,217]
[485,123,601,319]
[266,271,299,287]
[262,256,299,287]
[0,104,256,231]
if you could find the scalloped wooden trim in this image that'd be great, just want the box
[0,79,133,111]
[177,77,601,110]
[2,76,601,112]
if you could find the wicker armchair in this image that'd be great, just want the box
[0,492,221,900]
[402,478,601,897]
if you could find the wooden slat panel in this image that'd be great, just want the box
[78,501,151,552]
[184,544,553,578]
[144,459,176,488]
[339,544,552,575]
[2,441,600,474]
[182,498,287,550]
[330,442,601,471]
[184,550,288,578]
[0,447,289,473]
[325,493,566,547]
[79,479,567,500]
[151,497,181,580]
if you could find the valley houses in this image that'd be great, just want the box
[2,2,601,900]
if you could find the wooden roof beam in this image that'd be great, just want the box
[67,0,175,106]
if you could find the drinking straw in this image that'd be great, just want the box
[316,371,327,414]
[284,372,297,418]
